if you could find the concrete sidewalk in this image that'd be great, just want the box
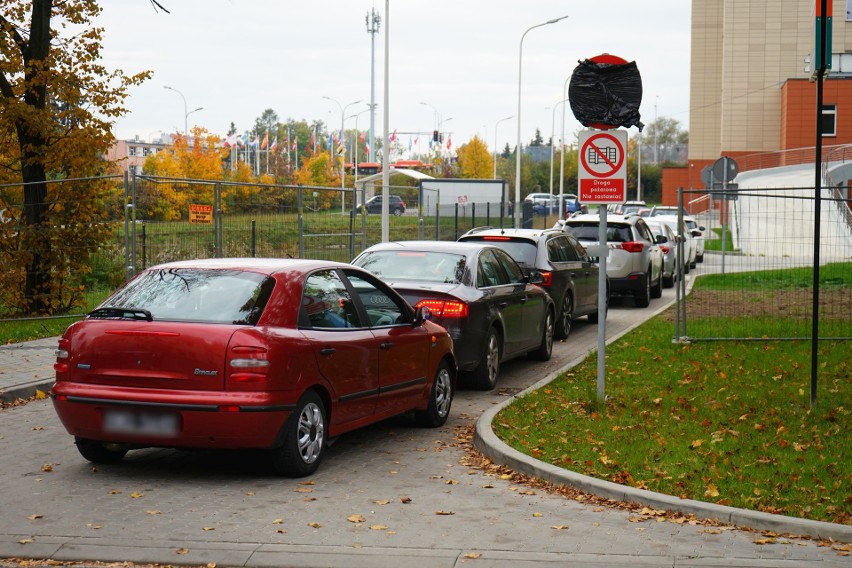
[0,336,57,403]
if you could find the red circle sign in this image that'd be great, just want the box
[580,132,625,179]
[587,53,629,130]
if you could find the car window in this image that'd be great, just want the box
[354,250,465,284]
[344,272,406,327]
[465,238,537,267]
[492,248,526,284]
[565,234,589,260]
[556,235,580,261]
[477,249,510,287]
[546,238,566,262]
[102,268,273,325]
[635,219,654,242]
[302,270,362,329]
[566,222,632,243]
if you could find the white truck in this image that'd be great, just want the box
[417,179,510,217]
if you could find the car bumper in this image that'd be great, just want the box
[50,382,295,449]
[607,272,647,295]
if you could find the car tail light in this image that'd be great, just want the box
[415,299,468,318]
[621,241,645,253]
[482,236,511,241]
[228,345,271,382]
[659,245,671,254]
[539,271,553,287]
[54,338,70,374]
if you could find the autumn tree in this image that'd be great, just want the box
[0,0,150,314]
[456,135,493,179]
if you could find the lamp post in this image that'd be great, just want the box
[493,115,513,179]
[420,101,440,162]
[548,99,569,195]
[559,75,570,215]
[515,16,569,227]
[163,85,201,135]
[348,107,372,184]
[324,96,363,212]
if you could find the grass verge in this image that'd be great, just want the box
[493,315,850,525]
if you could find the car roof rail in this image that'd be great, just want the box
[463,225,496,236]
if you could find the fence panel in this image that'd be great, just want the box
[678,185,852,341]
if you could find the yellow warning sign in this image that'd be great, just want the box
[189,204,213,224]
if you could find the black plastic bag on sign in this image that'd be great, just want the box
[568,59,644,131]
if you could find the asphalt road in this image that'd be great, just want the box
[0,256,848,567]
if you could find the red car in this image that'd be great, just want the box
[51,258,456,477]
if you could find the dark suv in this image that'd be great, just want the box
[459,227,605,340]
[559,214,664,308]
[360,194,406,216]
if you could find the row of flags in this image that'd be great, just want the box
[222,129,452,155]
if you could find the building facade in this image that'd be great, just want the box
[664,0,852,202]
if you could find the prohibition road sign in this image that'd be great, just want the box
[578,129,628,204]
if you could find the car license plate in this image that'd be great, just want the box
[102,408,179,437]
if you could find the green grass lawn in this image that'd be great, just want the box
[493,315,850,525]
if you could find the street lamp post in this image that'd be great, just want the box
[323,96,363,212]
[559,75,570,215]
[348,107,372,185]
[493,115,513,179]
[163,85,202,135]
[515,16,569,227]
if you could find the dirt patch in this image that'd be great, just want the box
[660,288,851,321]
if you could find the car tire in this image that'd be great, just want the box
[650,269,663,299]
[588,287,608,323]
[466,327,501,391]
[271,391,326,477]
[75,437,127,464]
[663,272,675,288]
[414,361,454,428]
[528,309,554,362]
[392,208,403,216]
[690,259,697,269]
[554,293,573,340]
[696,253,704,263]
[635,272,651,308]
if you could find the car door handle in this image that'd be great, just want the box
[519,297,527,303]
[380,342,394,350]
[499,302,509,308]
[319,347,336,356]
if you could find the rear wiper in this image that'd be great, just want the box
[87,307,154,321]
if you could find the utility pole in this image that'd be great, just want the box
[366,8,381,164]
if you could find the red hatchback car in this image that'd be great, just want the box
[51,258,456,477]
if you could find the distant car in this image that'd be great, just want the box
[684,215,706,263]
[559,214,664,308]
[523,192,553,206]
[564,194,586,215]
[653,215,697,270]
[531,195,561,216]
[645,219,678,288]
[649,205,680,217]
[459,227,606,340]
[609,200,646,216]
[352,240,555,391]
[51,258,455,477]
[360,194,406,216]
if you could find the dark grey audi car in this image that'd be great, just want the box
[352,241,554,391]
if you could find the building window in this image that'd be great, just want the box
[821,104,836,136]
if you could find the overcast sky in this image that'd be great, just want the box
[98,1,692,152]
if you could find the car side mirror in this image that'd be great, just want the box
[413,305,432,325]
[691,229,702,237]
[655,234,668,244]
[527,271,544,285]
[699,225,706,231]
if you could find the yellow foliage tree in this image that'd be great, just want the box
[456,135,494,179]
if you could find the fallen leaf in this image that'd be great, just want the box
[373,499,390,505]
[176,548,189,554]
[307,522,322,528]
[246,492,255,496]
[300,480,316,485]
[295,487,313,493]
[369,524,388,530]
[275,529,287,534]
[145,510,161,515]
[202,527,215,531]
[435,511,455,516]
[551,524,570,530]
[34,389,48,400]
[18,539,33,544]
[347,514,366,523]
[40,464,53,472]
[86,524,102,529]
[532,512,543,518]
[689,439,703,449]
[463,553,481,559]
[130,491,144,498]
[705,484,720,498]
[400,496,412,504]
[27,514,43,520]
[272,518,284,525]
[754,538,777,545]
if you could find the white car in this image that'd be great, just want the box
[684,215,706,263]
[653,215,697,271]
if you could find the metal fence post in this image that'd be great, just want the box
[454,203,459,240]
[215,182,223,257]
[251,219,256,257]
[298,186,304,258]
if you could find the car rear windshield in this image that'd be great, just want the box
[354,251,465,284]
[463,238,537,267]
[565,222,632,243]
[97,268,274,325]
